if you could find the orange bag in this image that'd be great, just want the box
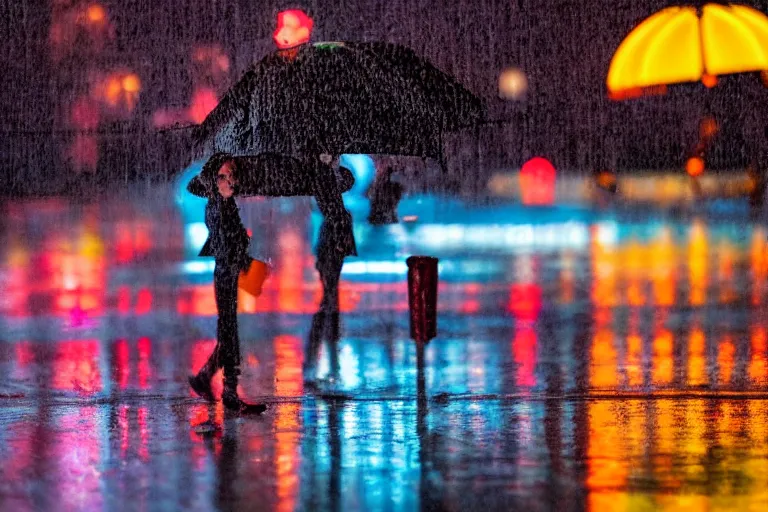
[238,259,270,297]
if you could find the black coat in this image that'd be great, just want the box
[314,162,357,260]
[198,195,252,269]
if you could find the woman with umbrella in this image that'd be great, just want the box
[187,153,267,414]
[303,154,357,384]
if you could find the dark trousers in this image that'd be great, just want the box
[316,252,344,313]
[198,261,241,384]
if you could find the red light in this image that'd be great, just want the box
[508,283,542,321]
[274,9,313,49]
[136,288,152,314]
[519,157,556,205]
[686,156,705,177]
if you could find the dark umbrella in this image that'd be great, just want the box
[192,41,486,162]
[186,152,355,198]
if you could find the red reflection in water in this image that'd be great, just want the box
[53,339,102,393]
[513,326,537,388]
[136,289,152,314]
[137,337,151,389]
[274,334,303,512]
[137,407,149,461]
[508,283,542,321]
[274,335,303,397]
[54,408,104,510]
[15,342,35,367]
[190,340,221,398]
[114,339,129,389]
[117,286,131,314]
[460,282,481,314]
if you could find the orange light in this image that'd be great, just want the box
[686,156,705,177]
[273,9,313,49]
[701,73,718,87]
[105,76,123,106]
[498,68,528,100]
[699,116,718,139]
[86,4,106,24]
[122,73,141,93]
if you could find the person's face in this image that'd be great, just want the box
[216,161,236,198]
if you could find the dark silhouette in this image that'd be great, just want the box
[366,166,404,225]
[187,153,267,414]
[304,157,357,384]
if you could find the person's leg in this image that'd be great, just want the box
[215,263,266,414]
[189,265,230,401]
[319,255,344,314]
[305,255,344,384]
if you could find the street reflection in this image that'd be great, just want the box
[4,191,768,507]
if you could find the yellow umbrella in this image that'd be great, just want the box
[607,3,768,99]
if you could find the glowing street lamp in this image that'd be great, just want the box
[607,3,768,100]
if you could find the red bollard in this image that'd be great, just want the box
[407,256,439,344]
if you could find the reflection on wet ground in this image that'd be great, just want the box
[2,183,768,510]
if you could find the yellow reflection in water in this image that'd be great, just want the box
[717,239,738,304]
[749,325,768,385]
[651,228,676,306]
[590,310,618,389]
[688,327,707,387]
[688,221,708,306]
[750,228,768,306]
[626,332,644,387]
[590,225,618,307]
[652,328,674,386]
[588,398,768,510]
[624,241,647,307]
[587,401,629,511]
[717,335,735,385]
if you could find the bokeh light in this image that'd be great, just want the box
[519,157,556,205]
[86,4,106,25]
[686,156,705,177]
[273,9,313,49]
[701,73,718,88]
[699,116,718,140]
[498,67,528,100]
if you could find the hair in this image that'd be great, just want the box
[198,153,236,196]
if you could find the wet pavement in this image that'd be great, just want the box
[3,179,768,511]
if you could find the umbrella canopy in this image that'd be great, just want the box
[607,3,768,99]
[186,152,355,198]
[193,41,486,160]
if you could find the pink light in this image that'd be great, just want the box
[519,157,556,205]
[189,87,219,124]
[273,9,313,49]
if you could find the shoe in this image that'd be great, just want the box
[222,390,268,414]
[188,374,215,402]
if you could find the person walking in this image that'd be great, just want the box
[304,154,357,383]
[187,153,267,414]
